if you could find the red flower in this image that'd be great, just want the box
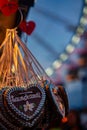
[0,0,18,16]
[19,20,36,35]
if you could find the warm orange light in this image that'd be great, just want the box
[61,117,68,123]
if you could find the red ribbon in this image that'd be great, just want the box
[19,20,36,35]
[0,0,18,16]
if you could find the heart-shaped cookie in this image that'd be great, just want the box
[0,112,21,130]
[46,82,65,118]
[4,84,46,127]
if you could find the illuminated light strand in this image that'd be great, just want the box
[80,17,87,25]
[76,26,84,35]
[45,67,54,76]
[60,53,68,61]
[45,1,87,76]
[52,60,62,69]
[66,44,75,53]
[71,35,81,44]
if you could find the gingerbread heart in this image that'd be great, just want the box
[46,83,65,118]
[4,85,46,127]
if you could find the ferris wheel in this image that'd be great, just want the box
[24,0,87,80]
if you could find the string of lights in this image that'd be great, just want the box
[45,0,87,77]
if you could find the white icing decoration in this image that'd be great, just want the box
[23,101,35,112]
[11,92,41,103]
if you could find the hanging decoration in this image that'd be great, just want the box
[0,27,68,129]
[0,0,68,127]
[19,20,36,35]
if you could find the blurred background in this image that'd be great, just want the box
[1,0,87,129]
[21,0,87,129]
